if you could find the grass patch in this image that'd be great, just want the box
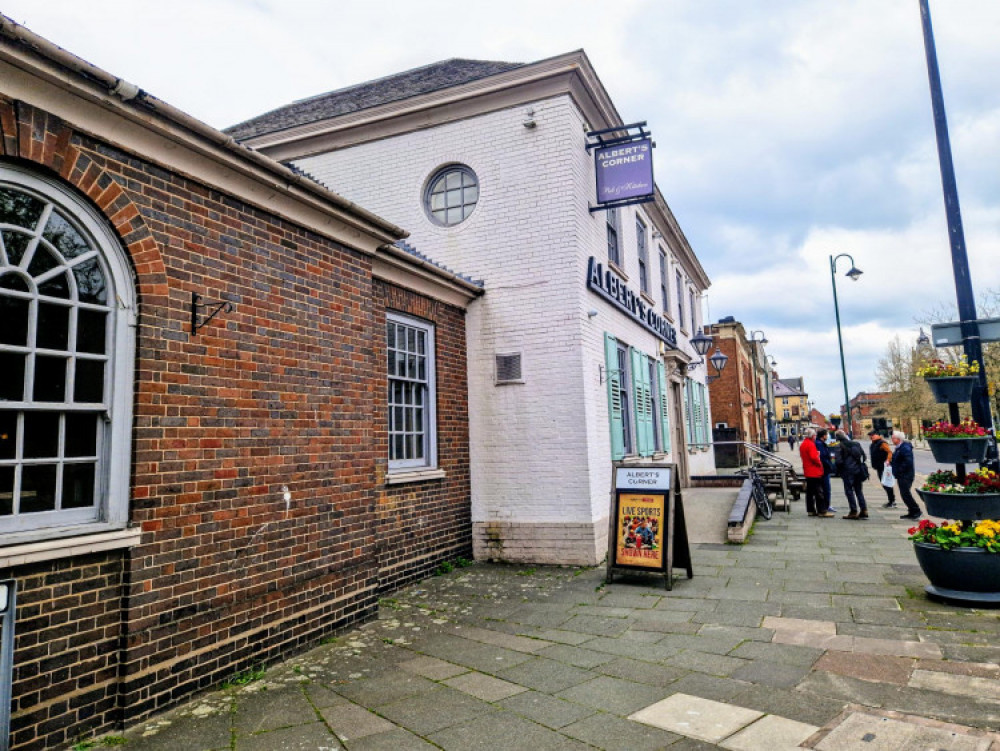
[72,737,127,750]
[221,665,265,688]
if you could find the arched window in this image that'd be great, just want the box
[0,164,135,543]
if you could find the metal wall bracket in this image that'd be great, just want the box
[599,365,622,385]
[190,292,234,336]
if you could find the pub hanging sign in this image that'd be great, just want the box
[587,122,655,212]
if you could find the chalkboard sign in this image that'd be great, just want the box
[605,464,692,589]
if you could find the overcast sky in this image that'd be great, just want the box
[5,0,998,414]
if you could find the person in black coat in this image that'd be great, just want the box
[890,431,922,520]
[816,429,836,512]
[835,430,869,518]
[867,429,896,508]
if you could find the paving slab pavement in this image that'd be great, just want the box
[72,472,1000,751]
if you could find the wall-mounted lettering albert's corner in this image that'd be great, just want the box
[587,257,677,348]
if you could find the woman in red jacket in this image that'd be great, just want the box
[800,429,833,517]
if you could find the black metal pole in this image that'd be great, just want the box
[919,0,993,439]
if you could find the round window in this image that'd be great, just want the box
[424,165,478,226]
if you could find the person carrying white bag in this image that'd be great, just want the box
[867,429,896,508]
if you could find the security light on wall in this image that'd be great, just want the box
[523,109,537,129]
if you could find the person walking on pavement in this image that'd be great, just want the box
[868,429,896,508]
[835,430,869,519]
[788,434,797,451]
[891,430,922,520]
[816,428,837,513]
[800,428,833,517]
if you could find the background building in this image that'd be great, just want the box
[705,317,772,457]
[842,391,923,438]
[229,52,717,566]
[774,377,809,439]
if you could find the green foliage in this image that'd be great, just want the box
[436,560,455,575]
[72,737,127,751]
[221,665,265,688]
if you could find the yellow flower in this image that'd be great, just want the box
[974,521,999,538]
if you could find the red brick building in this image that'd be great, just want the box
[704,317,769,446]
[0,19,479,750]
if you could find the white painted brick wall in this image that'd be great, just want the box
[298,94,714,556]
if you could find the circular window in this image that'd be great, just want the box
[424,165,478,226]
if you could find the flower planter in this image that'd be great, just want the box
[925,376,978,404]
[926,437,989,464]
[916,490,1000,520]
[913,542,1000,594]
[830,418,841,428]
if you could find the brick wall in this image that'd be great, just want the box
[373,281,472,590]
[0,99,471,749]
[7,553,125,751]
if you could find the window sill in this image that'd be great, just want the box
[386,468,447,485]
[640,292,657,307]
[608,261,629,281]
[0,527,142,569]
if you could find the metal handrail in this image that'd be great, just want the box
[712,441,793,469]
[715,441,795,514]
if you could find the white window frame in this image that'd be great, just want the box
[387,311,438,472]
[423,164,479,227]
[676,270,685,331]
[658,246,669,314]
[0,164,136,546]
[607,207,621,267]
[636,217,649,296]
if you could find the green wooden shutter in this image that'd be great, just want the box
[605,334,625,460]
[643,357,656,455]
[630,347,651,457]
[657,361,671,453]
[699,382,710,446]
[683,377,693,445]
[692,380,703,445]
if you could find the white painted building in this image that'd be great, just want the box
[229,52,716,565]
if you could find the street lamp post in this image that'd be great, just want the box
[748,330,768,448]
[830,254,863,436]
[919,0,996,455]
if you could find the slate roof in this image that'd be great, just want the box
[393,240,483,290]
[777,377,806,395]
[773,380,805,398]
[226,58,524,141]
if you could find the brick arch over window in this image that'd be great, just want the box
[0,154,140,543]
[0,98,168,300]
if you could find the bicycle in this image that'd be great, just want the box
[746,467,773,520]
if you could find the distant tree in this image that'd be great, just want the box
[875,335,944,427]
[915,288,1000,421]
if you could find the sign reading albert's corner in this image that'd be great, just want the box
[587,257,677,347]
[595,138,654,204]
[606,462,692,590]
